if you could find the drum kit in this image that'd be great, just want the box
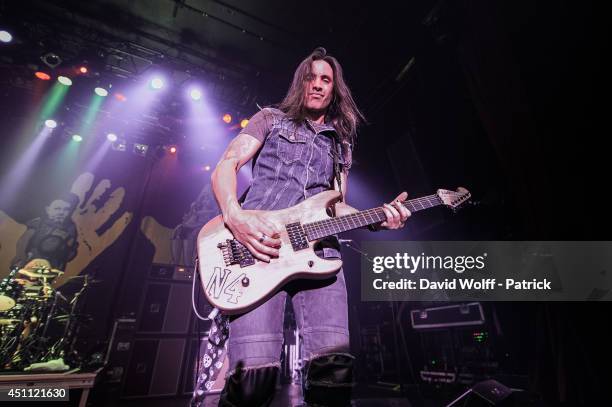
[0,258,95,370]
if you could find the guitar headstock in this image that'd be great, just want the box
[437,187,471,212]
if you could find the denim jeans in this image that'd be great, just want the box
[227,266,350,375]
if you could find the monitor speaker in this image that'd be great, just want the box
[447,379,515,406]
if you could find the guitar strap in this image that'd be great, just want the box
[332,137,344,203]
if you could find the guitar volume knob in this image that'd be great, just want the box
[241,277,250,287]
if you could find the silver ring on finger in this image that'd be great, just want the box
[259,233,267,243]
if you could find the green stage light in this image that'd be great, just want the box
[58,76,72,86]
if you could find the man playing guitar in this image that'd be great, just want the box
[209,47,410,406]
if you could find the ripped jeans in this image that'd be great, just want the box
[220,263,353,406]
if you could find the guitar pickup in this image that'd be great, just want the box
[286,222,309,251]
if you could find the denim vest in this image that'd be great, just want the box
[241,108,342,211]
[241,108,343,258]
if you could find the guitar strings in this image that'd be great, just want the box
[303,194,448,238]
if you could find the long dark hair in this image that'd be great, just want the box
[278,47,365,151]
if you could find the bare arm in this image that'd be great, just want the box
[211,133,281,262]
[211,134,261,220]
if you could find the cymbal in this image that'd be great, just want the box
[0,318,19,325]
[17,269,62,279]
[52,313,92,322]
[14,278,42,287]
[18,258,63,278]
[23,292,53,299]
[64,275,102,284]
[21,258,52,270]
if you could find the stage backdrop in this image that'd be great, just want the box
[0,112,245,352]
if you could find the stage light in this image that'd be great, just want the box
[240,119,249,129]
[203,165,211,171]
[111,139,127,152]
[169,146,177,154]
[150,78,164,89]
[95,87,108,97]
[79,66,88,74]
[189,88,202,101]
[223,114,232,124]
[106,133,117,142]
[44,119,57,129]
[133,143,149,157]
[35,71,51,80]
[41,52,62,69]
[114,93,127,102]
[72,134,82,142]
[57,76,72,86]
[0,31,13,43]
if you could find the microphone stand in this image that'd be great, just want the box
[339,239,406,398]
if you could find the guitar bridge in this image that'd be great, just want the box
[217,239,256,268]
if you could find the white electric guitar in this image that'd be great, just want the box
[197,187,471,315]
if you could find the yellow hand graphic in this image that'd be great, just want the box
[0,210,27,278]
[0,173,132,283]
[140,216,174,264]
[54,172,132,287]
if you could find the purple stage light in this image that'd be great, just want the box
[189,88,202,101]
[106,133,117,142]
[0,126,53,206]
[150,77,164,89]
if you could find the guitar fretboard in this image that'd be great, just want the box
[302,194,442,241]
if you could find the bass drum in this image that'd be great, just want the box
[0,282,22,312]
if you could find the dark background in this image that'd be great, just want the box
[1,0,610,405]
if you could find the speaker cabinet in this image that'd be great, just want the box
[122,338,186,397]
[118,264,215,398]
[137,282,192,334]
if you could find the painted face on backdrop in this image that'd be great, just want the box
[45,199,73,224]
[304,59,334,113]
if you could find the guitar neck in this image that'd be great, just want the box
[303,194,443,241]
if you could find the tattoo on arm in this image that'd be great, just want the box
[220,134,262,170]
[213,134,262,218]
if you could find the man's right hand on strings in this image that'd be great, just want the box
[223,208,281,263]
